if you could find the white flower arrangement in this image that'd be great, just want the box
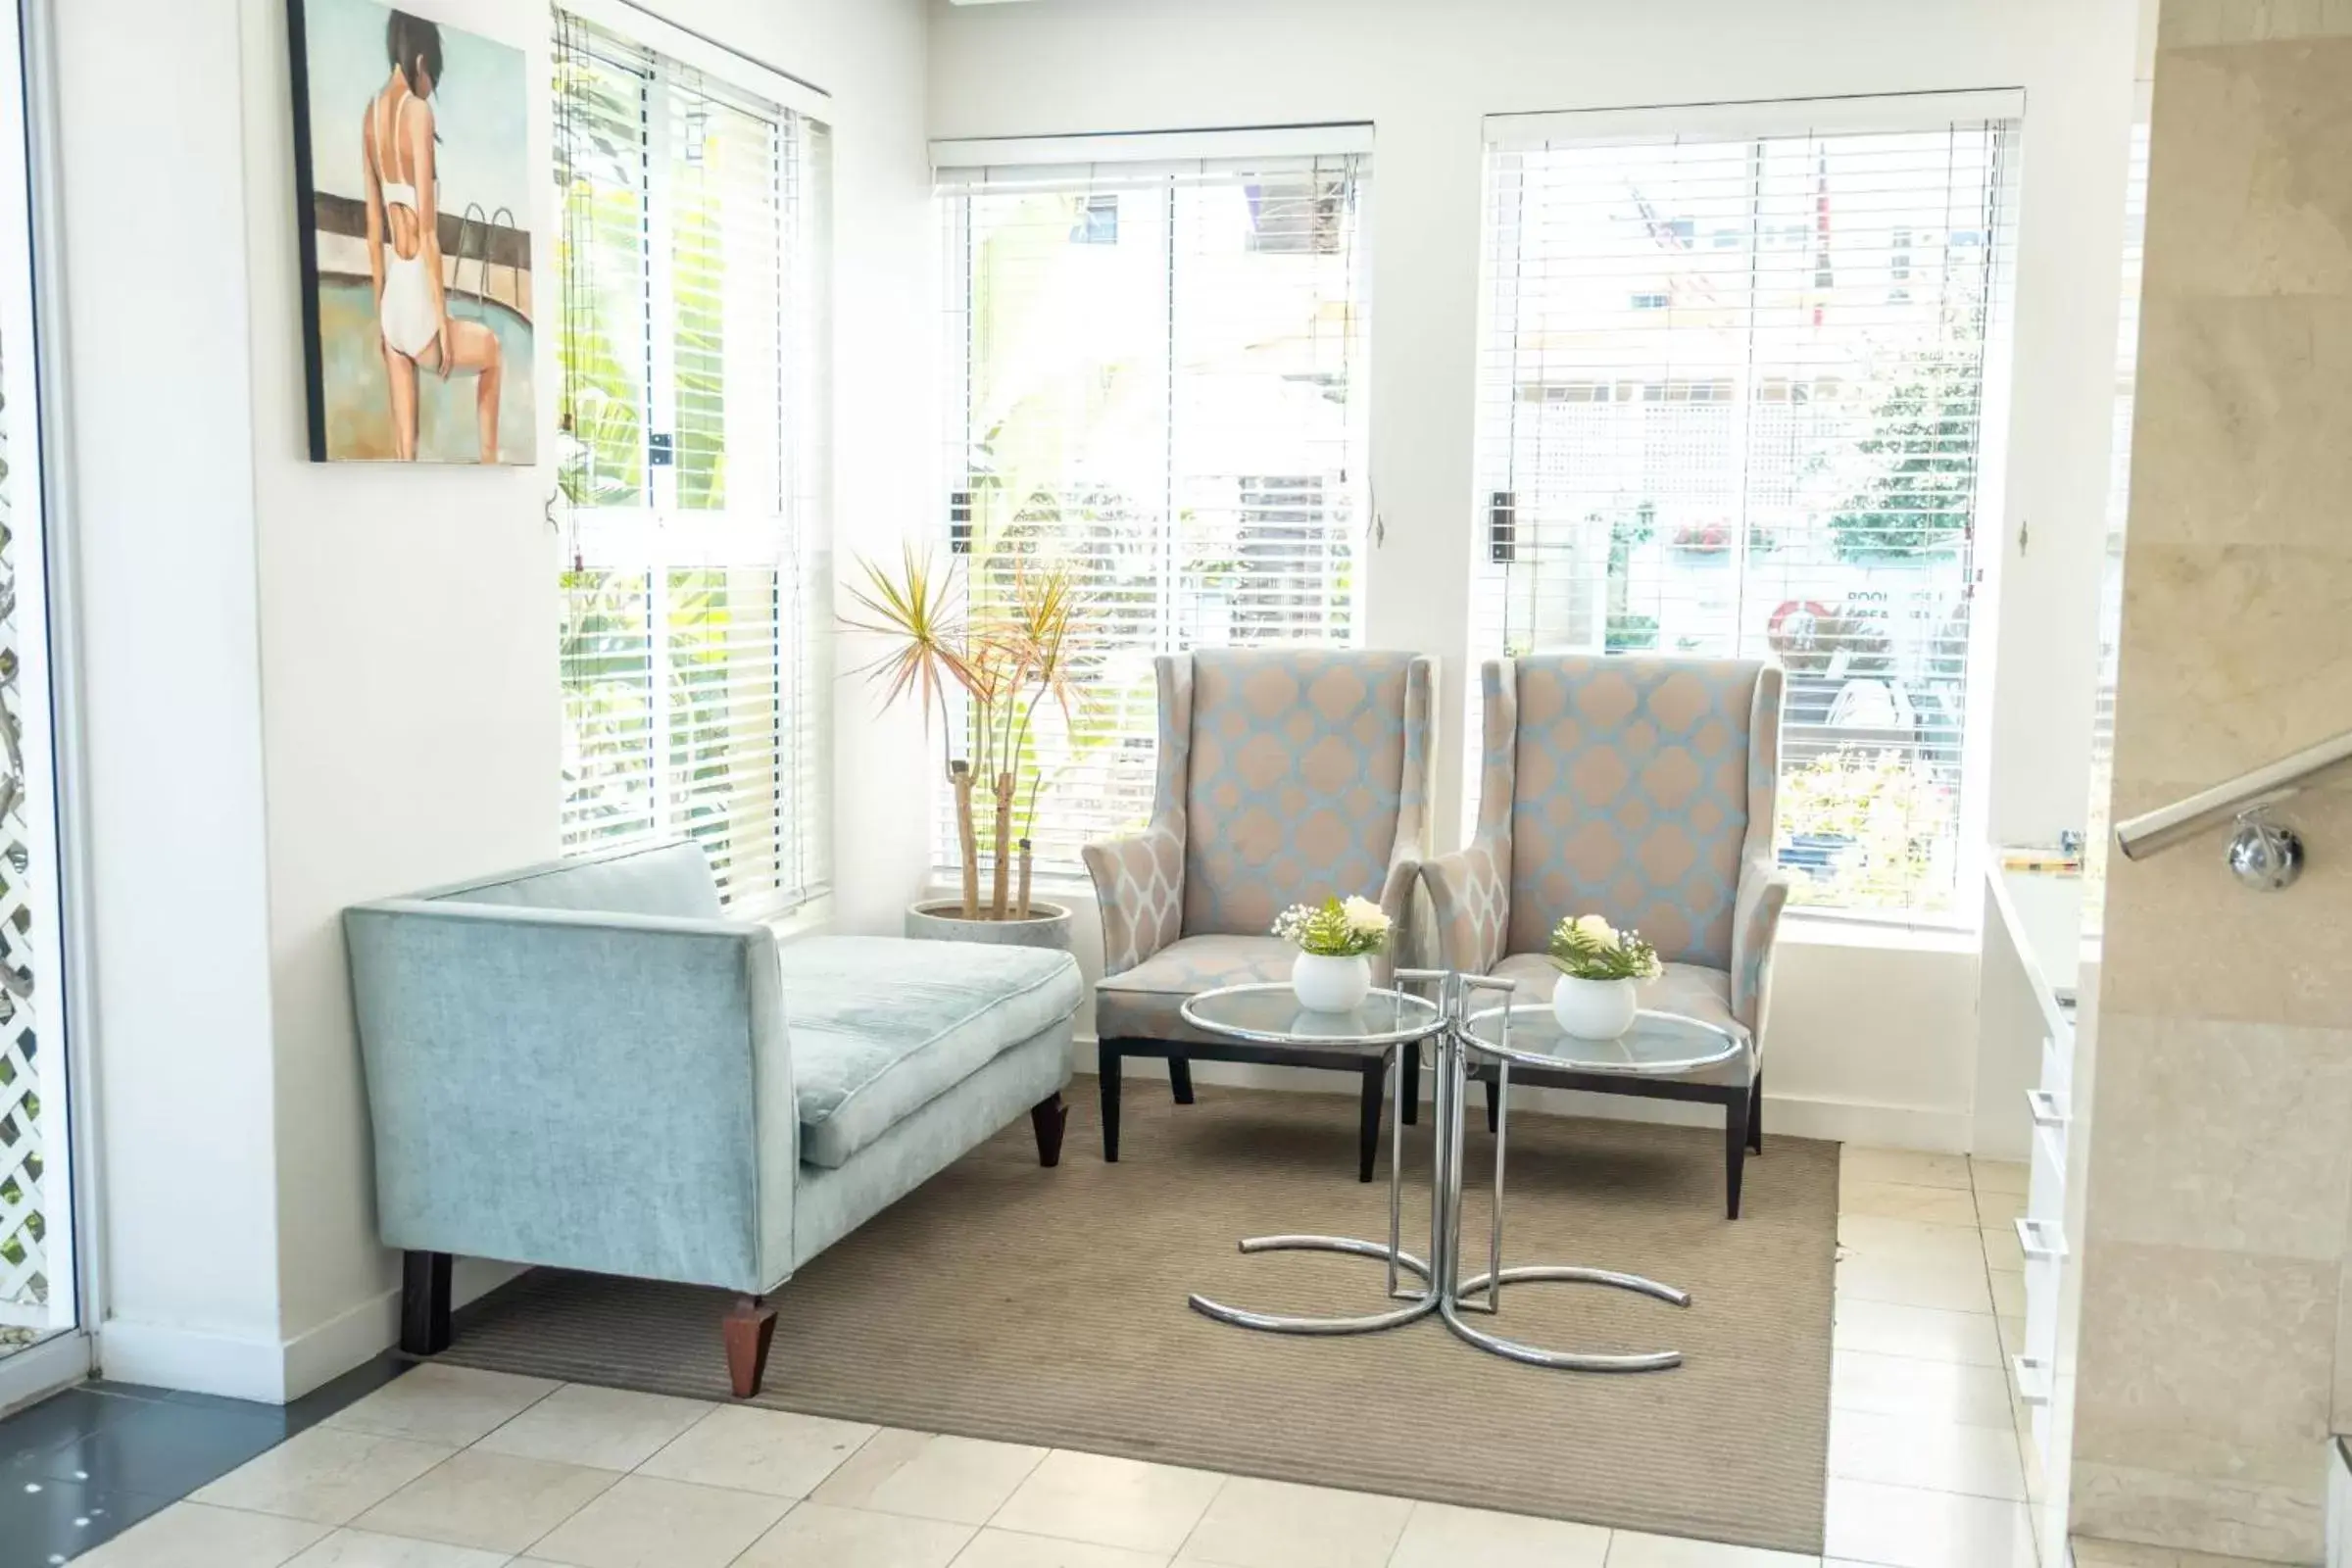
[1546,912,1662,982]
[1272,895,1392,957]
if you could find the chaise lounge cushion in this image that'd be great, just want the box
[782,936,1083,1168]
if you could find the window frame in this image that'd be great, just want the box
[931,128,1375,879]
[1471,91,2025,929]
[554,7,833,918]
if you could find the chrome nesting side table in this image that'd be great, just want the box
[1178,970,1743,1372]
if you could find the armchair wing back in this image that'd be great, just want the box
[1083,649,1433,971]
[1429,654,1788,1031]
[1504,655,1775,969]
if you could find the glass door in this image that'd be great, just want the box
[0,0,81,1401]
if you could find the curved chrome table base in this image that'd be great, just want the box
[1181,972,1698,1373]
[1447,1265,1690,1371]
[1457,1263,1690,1308]
[1188,1235,1436,1336]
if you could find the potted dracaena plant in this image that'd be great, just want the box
[1546,913,1661,1038]
[1271,896,1392,1012]
[843,546,1092,951]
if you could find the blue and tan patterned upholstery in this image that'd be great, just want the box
[1086,650,1433,1046]
[1425,655,1789,1061]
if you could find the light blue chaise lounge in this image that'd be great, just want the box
[344,841,1082,1396]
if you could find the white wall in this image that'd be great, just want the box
[927,0,2143,1151]
[56,0,931,1400]
[52,0,289,1393]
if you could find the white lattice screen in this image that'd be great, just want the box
[0,0,65,1357]
[0,348,44,1337]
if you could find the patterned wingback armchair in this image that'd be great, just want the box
[1424,655,1791,1211]
[1083,649,1434,1180]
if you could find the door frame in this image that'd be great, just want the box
[0,0,104,1409]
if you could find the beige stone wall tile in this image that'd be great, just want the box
[2162,0,2352,44]
[2095,786,2352,1028]
[2109,540,2352,789]
[2082,1011,2352,1257]
[2142,35,2352,299]
[2124,296,2352,550]
[2071,1455,2325,1562]
[2072,1241,2335,1490]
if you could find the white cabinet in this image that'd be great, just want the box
[1980,862,2100,1560]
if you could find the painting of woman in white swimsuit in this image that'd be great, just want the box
[288,0,535,465]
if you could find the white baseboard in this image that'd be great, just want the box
[100,1256,535,1406]
[98,1316,294,1403]
[280,1290,401,1401]
[1073,1042,1975,1153]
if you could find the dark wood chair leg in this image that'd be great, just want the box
[1030,1092,1068,1168]
[723,1294,778,1398]
[1747,1072,1764,1154]
[401,1250,452,1356]
[1357,1065,1383,1183]
[1400,1044,1419,1125]
[1169,1055,1195,1104]
[1725,1102,1747,1219]
[1485,1075,1500,1135]
[1099,1041,1123,1162]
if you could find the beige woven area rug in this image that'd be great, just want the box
[436,1081,1836,1554]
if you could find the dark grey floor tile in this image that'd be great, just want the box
[28,1397,288,1499]
[0,1471,175,1565]
[0,1392,145,1473]
[79,1382,174,1406]
[0,1352,411,1535]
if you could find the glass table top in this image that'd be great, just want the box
[1459,1004,1743,1076]
[1181,982,1447,1048]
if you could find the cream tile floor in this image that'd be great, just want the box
[74,1148,2044,1568]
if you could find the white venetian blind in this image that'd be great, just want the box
[554,9,831,912]
[1471,96,2020,917]
[934,142,1371,872]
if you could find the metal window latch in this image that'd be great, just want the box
[649,432,674,467]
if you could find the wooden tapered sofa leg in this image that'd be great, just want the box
[1031,1092,1069,1167]
[1168,1054,1195,1104]
[401,1250,452,1356]
[723,1295,778,1398]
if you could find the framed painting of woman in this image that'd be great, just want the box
[287,0,536,465]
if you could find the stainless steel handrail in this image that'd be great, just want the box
[2114,727,2352,860]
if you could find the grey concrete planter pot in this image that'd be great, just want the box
[905,899,1074,953]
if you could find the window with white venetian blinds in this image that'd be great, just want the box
[554,9,831,912]
[1471,98,2020,917]
[934,146,1371,872]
